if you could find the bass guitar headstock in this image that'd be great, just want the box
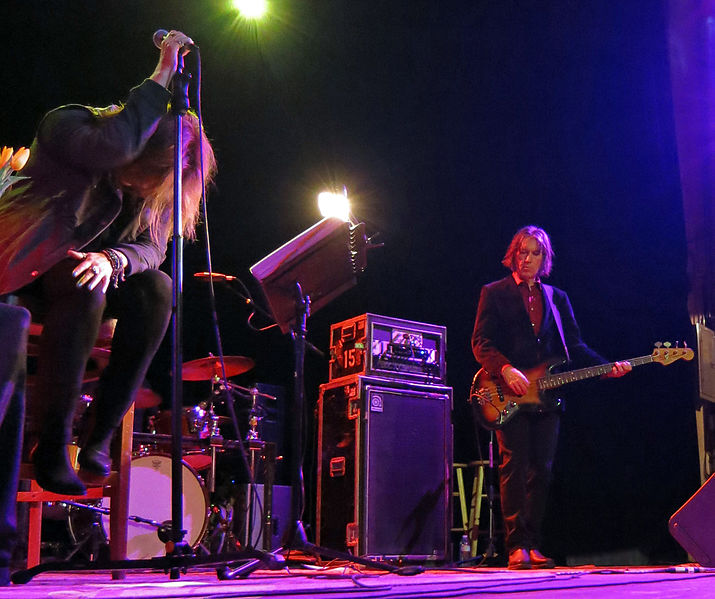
[651,342,694,365]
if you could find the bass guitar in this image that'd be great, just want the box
[470,344,694,430]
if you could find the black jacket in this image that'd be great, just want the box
[471,275,605,375]
[0,79,171,295]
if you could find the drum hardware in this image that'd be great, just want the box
[62,500,166,535]
[60,494,183,563]
[142,396,225,490]
[224,384,277,551]
[198,502,242,556]
[224,382,277,441]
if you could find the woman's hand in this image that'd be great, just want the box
[68,249,112,293]
[150,30,195,88]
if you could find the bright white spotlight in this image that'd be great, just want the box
[318,189,351,222]
[232,0,267,19]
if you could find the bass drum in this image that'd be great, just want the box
[102,453,209,559]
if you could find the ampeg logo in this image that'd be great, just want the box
[370,394,383,412]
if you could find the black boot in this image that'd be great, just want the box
[77,401,113,483]
[32,442,86,496]
[77,439,112,483]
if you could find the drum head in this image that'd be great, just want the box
[102,453,208,559]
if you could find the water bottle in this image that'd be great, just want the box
[459,534,471,562]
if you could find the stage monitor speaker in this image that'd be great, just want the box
[316,376,452,561]
[669,473,715,566]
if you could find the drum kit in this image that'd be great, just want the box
[60,353,280,562]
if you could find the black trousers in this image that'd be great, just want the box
[0,304,30,568]
[27,258,172,448]
[495,410,560,552]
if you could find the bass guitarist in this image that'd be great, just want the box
[471,225,631,570]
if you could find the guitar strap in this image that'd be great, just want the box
[543,284,570,363]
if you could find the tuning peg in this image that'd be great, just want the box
[664,342,672,348]
[654,342,662,348]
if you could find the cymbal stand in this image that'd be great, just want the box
[202,379,228,495]
[226,383,277,550]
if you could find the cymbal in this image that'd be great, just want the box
[182,355,254,381]
[135,387,162,409]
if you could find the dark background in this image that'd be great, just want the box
[1,1,701,563]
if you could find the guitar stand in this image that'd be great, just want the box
[478,430,500,564]
[460,430,501,567]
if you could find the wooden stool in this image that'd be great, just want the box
[16,405,134,578]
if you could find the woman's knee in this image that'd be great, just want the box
[126,269,172,310]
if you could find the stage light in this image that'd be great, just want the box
[318,189,351,222]
[232,0,268,19]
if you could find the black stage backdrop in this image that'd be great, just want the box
[1,1,700,564]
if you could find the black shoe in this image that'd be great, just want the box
[32,443,86,496]
[77,445,111,482]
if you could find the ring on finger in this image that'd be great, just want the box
[91,266,100,274]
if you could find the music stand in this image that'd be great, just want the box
[214,218,407,578]
[250,217,367,335]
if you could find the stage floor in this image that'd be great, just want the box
[3,563,715,598]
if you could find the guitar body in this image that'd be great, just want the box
[470,364,561,430]
[469,364,572,430]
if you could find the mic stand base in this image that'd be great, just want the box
[11,548,286,585]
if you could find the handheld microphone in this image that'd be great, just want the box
[152,29,196,51]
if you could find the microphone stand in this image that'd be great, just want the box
[167,49,191,577]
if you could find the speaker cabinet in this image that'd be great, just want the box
[316,376,452,560]
[669,473,715,566]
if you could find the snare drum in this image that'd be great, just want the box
[101,453,209,559]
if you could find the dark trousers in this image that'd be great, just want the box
[0,304,30,568]
[27,259,171,448]
[495,410,560,552]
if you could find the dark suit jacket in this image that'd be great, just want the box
[0,79,171,295]
[471,275,605,376]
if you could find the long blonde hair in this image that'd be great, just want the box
[115,110,217,245]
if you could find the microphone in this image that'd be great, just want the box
[152,29,196,51]
[193,272,237,282]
